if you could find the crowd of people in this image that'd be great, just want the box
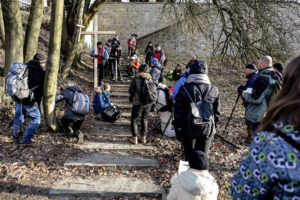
[6,32,300,199]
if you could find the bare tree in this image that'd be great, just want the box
[43,0,64,132]
[164,1,300,65]
[24,0,45,63]
[0,2,5,47]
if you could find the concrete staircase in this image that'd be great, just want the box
[50,64,164,199]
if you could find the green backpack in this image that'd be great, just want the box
[167,70,173,80]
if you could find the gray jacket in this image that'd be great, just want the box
[129,72,153,106]
[244,89,268,123]
[56,86,86,121]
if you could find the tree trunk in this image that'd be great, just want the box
[1,0,23,104]
[43,0,64,132]
[0,2,5,47]
[23,0,44,63]
[62,0,85,80]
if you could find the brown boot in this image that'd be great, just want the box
[138,136,146,144]
[130,136,138,145]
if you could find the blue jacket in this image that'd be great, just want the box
[231,121,300,199]
[243,72,258,107]
[93,89,111,114]
[89,48,109,66]
[173,70,189,100]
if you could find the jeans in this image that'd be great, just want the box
[12,102,41,143]
[61,117,83,136]
[130,104,151,137]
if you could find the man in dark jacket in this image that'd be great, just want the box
[174,60,221,159]
[56,84,85,143]
[172,64,182,81]
[145,42,154,65]
[112,34,120,47]
[12,53,46,145]
[129,64,155,145]
[110,44,123,81]
[237,64,258,142]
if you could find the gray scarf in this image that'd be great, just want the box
[186,74,211,84]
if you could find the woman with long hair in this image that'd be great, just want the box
[231,55,300,199]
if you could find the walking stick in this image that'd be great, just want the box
[222,93,241,135]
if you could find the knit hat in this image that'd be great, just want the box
[151,58,159,66]
[273,63,283,73]
[138,64,149,73]
[245,64,257,71]
[189,60,208,74]
[189,151,209,170]
[33,53,47,64]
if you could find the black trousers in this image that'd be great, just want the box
[98,63,104,86]
[182,133,214,160]
[130,104,151,137]
[61,117,84,134]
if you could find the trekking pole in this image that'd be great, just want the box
[159,111,173,141]
[215,133,239,149]
[222,93,241,135]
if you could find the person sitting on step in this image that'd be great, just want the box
[56,83,86,143]
[128,55,139,78]
[93,83,111,118]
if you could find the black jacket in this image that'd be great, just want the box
[251,67,279,100]
[129,73,153,106]
[145,45,154,58]
[22,60,45,106]
[173,68,182,81]
[110,46,122,60]
[112,38,120,47]
[174,83,221,131]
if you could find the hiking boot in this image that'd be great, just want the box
[112,77,116,81]
[139,136,146,144]
[76,131,84,144]
[130,136,138,145]
[13,130,22,145]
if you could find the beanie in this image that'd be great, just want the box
[33,53,47,64]
[138,64,149,73]
[273,63,283,73]
[189,151,209,170]
[245,64,257,71]
[189,60,208,74]
[151,58,159,66]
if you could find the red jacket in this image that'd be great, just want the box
[98,48,103,64]
[127,38,136,49]
[153,51,162,61]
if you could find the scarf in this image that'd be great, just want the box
[186,74,211,84]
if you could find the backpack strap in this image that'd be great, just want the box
[182,84,211,103]
[182,85,195,103]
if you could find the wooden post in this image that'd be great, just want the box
[93,14,98,88]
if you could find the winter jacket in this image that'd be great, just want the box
[174,81,221,133]
[104,44,112,57]
[153,50,166,67]
[112,38,120,47]
[127,38,136,49]
[173,70,189,100]
[173,68,182,81]
[93,88,111,115]
[150,64,162,85]
[89,48,109,65]
[22,60,45,106]
[145,45,154,59]
[56,86,86,120]
[231,121,300,199]
[167,169,219,200]
[242,72,258,107]
[129,72,153,106]
[110,46,122,60]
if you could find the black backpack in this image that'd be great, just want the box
[102,105,121,123]
[183,85,214,138]
[139,78,157,105]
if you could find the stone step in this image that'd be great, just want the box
[64,152,159,169]
[75,141,154,151]
[105,79,131,84]
[110,84,130,88]
[87,119,130,127]
[50,177,164,199]
[111,91,129,96]
[111,98,131,103]
[110,93,130,98]
[88,127,131,137]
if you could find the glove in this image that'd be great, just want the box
[237,85,244,94]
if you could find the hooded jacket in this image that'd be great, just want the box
[93,88,111,114]
[145,45,154,59]
[231,121,300,199]
[56,86,86,120]
[167,169,219,200]
[173,70,189,100]
[21,60,45,106]
[129,72,153,105]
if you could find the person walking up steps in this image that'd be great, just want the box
[129,64,157,144]
[110,44,123,81]
[89,41,109,86]
[9,53,46,145]
[231,54,300,200]
[145,41,154,65]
